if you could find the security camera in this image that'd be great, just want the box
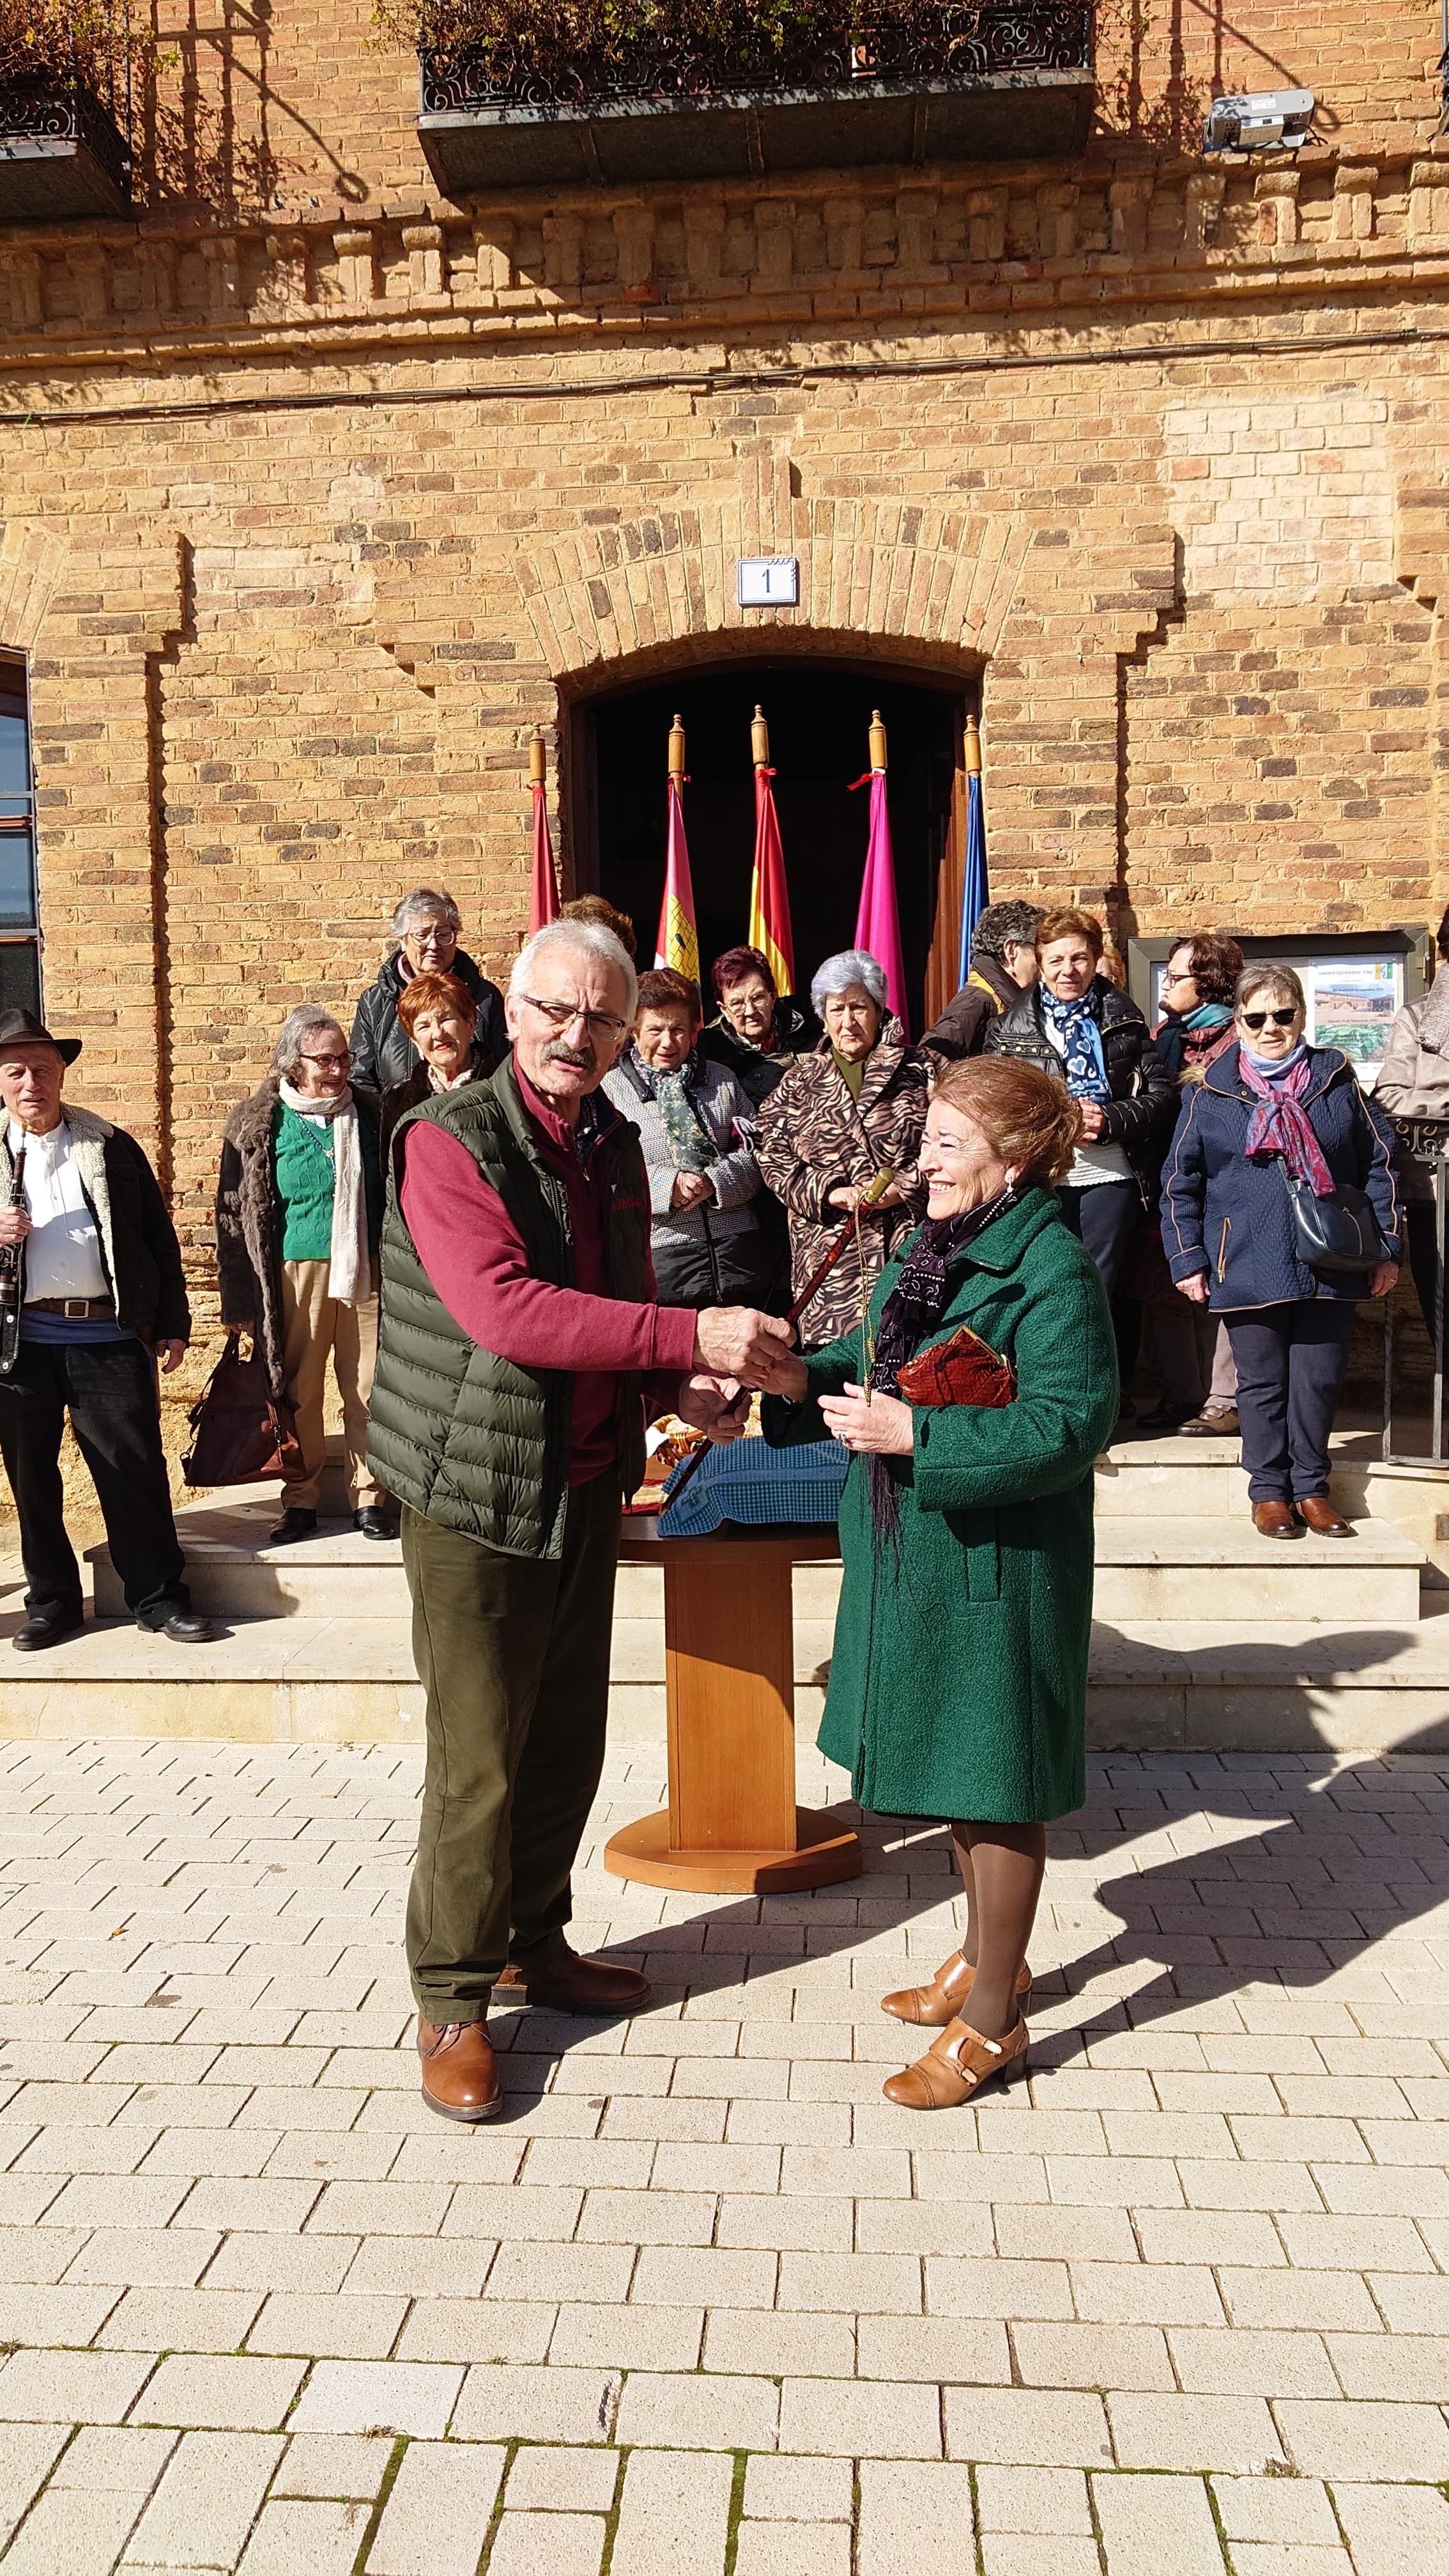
[1203,89,1315,153]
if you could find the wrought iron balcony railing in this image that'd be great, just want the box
[418,3,1094,195]
[0,73,131,222]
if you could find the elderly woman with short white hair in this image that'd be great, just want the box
[349,887,508,1094]
[756,948,929,1347]
[216,1006,388,1545]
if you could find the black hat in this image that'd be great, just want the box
[0,1008,81,1066]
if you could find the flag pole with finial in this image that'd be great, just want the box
[528,728,559,933]
[747,703,794,995]
[958,710,990,987]
[852,706,908,1032]
[655,712,700,985]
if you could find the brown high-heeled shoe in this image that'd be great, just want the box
[882,2015,1030,2112]
[880,1952,1032,2027]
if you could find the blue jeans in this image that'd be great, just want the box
[1224,1300,1356,1503]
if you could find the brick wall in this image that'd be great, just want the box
[2,8,1447,1266]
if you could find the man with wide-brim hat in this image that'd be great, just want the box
[0,1009,215,1650]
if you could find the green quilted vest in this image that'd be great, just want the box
[366,1057,654,1558]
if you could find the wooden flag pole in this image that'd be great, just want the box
[752,704,770,771]
[669,711,686,783]
[529,728,547,789]
[965,710,982,778]
[869,708,887,774]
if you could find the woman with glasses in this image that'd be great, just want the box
[349,889,508,1095]
[1133,932,1243,1434]
[1163,963,1401,1538]
[216,1006,388,1545]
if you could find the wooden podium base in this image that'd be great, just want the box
[604,1802,862,1896]
[610,1517,858,1898]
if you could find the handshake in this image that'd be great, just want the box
[677,1307,805,1445]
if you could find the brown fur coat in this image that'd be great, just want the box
[215,1077,381,1395]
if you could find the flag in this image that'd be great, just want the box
[529,776,558,935]
[958,764,990,988]
[747,765,794,997]
[655,776,700,985]
[854,769,909,1034]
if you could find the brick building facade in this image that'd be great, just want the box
[3,1,1448,1267]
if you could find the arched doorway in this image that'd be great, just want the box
[571,656,974,1034]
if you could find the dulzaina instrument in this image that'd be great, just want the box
[0,1140,27,1377]
[660,1163,898,1516]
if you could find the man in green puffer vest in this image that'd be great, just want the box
[369,919,795,2122]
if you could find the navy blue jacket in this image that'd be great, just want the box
[1162,1043,1402,1310]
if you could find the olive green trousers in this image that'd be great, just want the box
[401,1473,622,2022]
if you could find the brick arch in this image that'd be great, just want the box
[0,521,70,656]
[516,498,1036,680]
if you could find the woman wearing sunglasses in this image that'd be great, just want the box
[1162,963,1400,1537]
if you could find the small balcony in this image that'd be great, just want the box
[0,73,130,222]
[417,3,1094,197]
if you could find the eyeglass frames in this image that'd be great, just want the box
[1240,1007,1298,1032]
[519,993,629,1042]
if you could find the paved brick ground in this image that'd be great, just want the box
[0,1733,1445,2570]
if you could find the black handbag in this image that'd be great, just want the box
[1285,1173,1384,1275]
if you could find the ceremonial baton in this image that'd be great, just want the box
[659,1163,898,1517]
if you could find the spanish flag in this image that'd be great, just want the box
[655,769,700,986]
[747,710,795,995]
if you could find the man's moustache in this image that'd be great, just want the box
[542,1042,595,1071]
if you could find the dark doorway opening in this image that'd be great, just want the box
[574,659,970,1035]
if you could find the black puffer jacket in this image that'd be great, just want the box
[983,976,1177,1184]
[349,947,508,1094]
[702,994,819,1107]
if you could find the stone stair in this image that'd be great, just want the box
[0,1427,1441,1752]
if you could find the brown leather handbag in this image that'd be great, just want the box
[181,1331,305,1488]
[896,1323,1016,1410]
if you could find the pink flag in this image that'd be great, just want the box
[853,769,908,1034]
[655,776,700,986]
[529,781,559,935]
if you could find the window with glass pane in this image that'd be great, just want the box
[0,660,40,1013]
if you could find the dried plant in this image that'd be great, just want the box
[0,0,130,89]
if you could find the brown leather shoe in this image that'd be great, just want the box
[417,2018,502,2122]
[883,2016,1031,2112]
[494,1936,650,2016]
[880,1952,1032,2027]
[1252,1500,1301,1540]
[1296,1496,1353,1537]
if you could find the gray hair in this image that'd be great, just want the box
[390,886,462,943]
[274,1004,347,1077]
[509,919,638,1023]
[810,948,889,1018]
[1235,961,1306,1019]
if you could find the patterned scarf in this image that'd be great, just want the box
[636,1050,713,1176]
[1039,988,1110,1102]
[868,1191,1014,1538]
[1155,1000,1233,1080]
[1238,1046,1335,1197]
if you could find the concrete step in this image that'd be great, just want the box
[1091,1514,1423,1622]
[2,1600,1446,1755]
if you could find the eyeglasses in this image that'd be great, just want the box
[1163,969,1196,988]
[300,1048,351,1066]
[410,928,455,946]
[520,993,629,1042]
[1240,1008,1298,1032]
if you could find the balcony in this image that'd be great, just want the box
[0,73,130,222]
[417,4,1094,197]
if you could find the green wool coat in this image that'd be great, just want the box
[765,1187,1119,1825]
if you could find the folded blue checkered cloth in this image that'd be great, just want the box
[657,1435,848,1537]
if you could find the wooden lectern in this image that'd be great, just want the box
[604,1517,861,1896]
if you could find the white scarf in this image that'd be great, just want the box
[277,1078,370,1307]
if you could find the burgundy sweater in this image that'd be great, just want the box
[399,1069,698,1484]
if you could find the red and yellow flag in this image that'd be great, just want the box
[655,770,699,986]
[747,708,794,995]
[528,733,559,935]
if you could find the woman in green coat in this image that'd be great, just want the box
[764,1055,1118,2112]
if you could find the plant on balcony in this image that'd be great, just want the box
[0,0,126,93]
[379,0,1093,101]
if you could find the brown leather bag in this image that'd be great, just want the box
[181,1331,305,1488]
[896,1322,1016,1410]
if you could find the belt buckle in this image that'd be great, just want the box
[63,1299,88,1320]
